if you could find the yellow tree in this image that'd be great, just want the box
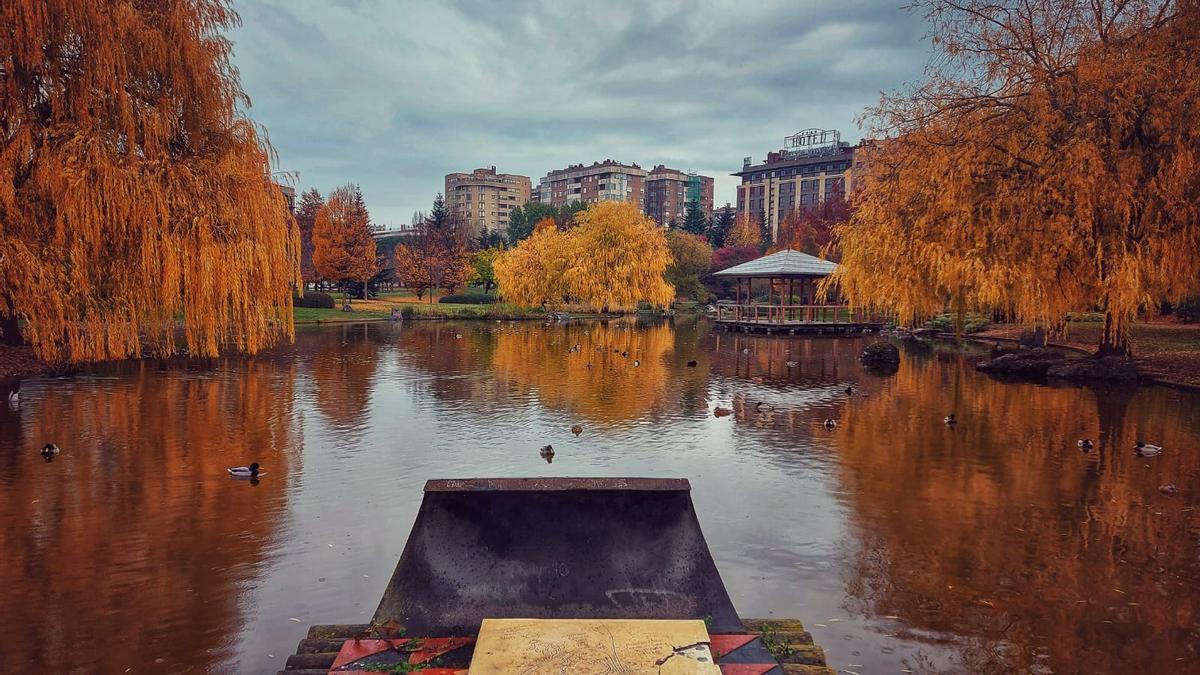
[563,201,674,310]
[725,213,763,249]
[494,222,572,309]
[832,0,1200,356]
[665,230,713,301]
[0,0,299,361]
[312,184,376,303]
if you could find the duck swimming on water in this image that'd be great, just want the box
[1134,441,1163,457]
[41,443,60,459]
[1077,439,1094,452]
[539,445,555,463]
[228,462,265,478]
[823,418,838,430]
[944,414,958,426]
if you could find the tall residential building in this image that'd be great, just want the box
[536,160,647,209]
[643,166,714,227]
[734,129,861,240]
[445,166,531,240]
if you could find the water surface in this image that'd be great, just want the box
[1,318,1197,674]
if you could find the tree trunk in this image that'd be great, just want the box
[0,312,22,346]
[1097,309,1131,357]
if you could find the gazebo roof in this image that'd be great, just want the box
[712,248,838,278]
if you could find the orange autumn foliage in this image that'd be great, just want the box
[769,200,848,259]
[831,0,1200,355]
[312,184,377,297]
[724,213,762,249]
[0,0,300,361]
[494,202,674,310]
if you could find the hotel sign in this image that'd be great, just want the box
[784,128,841,150]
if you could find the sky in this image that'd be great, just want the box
[229,0,931,229]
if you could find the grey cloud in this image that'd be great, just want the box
[229,0,930,227]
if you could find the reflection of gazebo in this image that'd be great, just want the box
[712,249,884,334]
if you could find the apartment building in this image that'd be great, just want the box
[445,166,531,239]
[643,165,714,227]
[535,160,647,209]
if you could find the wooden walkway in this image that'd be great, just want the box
[714,303,886,335]
[277,617,836,674]
[716,319,884,335]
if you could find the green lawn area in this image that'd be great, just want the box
[293,307,390,323]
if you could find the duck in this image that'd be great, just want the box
[845,385,854,396]
[455,333,463,339]
[1158,484,1178,497]
[228,462,265,478]
[713,407,733,417]
[944,414,958,426]
[786,361,799,368]
[1077,439,1094,452]
[823,418,838,430]
[40,443,60,459]
[571,424,583,436]
[633,360,640,367]
[1133,441,1163,457]
[742,348,751,354]
[686,360,698,368]
[539,445,555,463]
[6,389,18,406]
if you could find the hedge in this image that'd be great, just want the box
[294,291,336,309]
[439,293,499,305]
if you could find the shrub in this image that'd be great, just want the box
[439,293,499,305]
[925,312,990,334]
[1176,296,1200,323]
[294,291,336,309]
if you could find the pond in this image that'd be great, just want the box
[1,318,1197,674]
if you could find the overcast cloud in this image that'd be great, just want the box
[229,0,930,228]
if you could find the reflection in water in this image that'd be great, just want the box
[0,319,1197,674]
[0,359,297,673]
[837,356,1200,673]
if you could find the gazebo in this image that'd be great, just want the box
[711,249,883,333]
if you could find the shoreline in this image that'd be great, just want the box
[938,325,1200,393]
[6,320,1199,392]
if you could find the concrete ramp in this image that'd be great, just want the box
[372,478,744,635]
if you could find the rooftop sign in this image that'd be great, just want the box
[785,128,841,150]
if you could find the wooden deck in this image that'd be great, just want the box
[715,303,885,335]
[277,618,836,674]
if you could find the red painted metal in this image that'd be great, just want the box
[709,633,758,658]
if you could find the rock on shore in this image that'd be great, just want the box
[861,341,900,366]
[977,346,1139,383]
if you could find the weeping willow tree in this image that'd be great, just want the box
[495,203,674,311]
[0,0,300,362]
[832,0,1200,356]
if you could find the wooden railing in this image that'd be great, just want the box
[715,303,885,324]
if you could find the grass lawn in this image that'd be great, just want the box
[293,306,390,323]
[977,321,1200,388]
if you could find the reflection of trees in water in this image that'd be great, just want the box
[834,356,1200,673]
[305,323,382,427]
[0,359,297,672]
[490,319,676,422]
